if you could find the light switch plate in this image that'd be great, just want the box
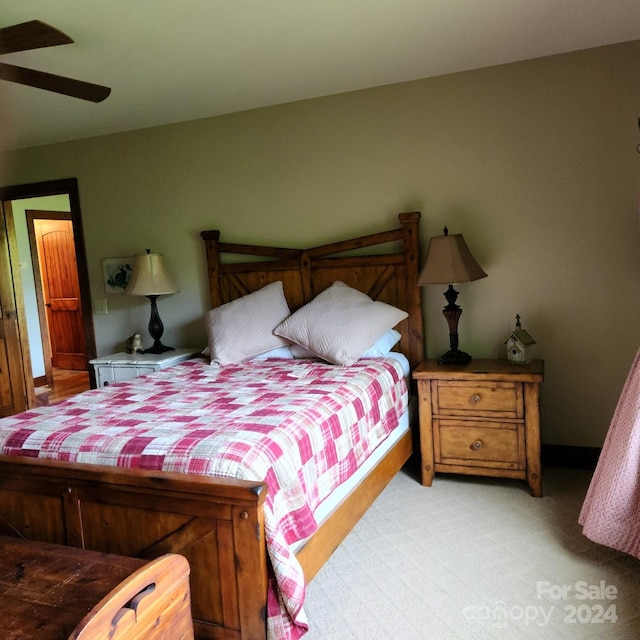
[94,299,108,314]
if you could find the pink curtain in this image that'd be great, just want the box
[579,349,640,558]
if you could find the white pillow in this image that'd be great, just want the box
[290,329,401,360]
[361,329,402,357]
[274,281,408,366]
[289,343,317,359]
[205,281,291,365]
[250,346,294,361]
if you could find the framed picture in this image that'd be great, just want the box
[102,257,133,294]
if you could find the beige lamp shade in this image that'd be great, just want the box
[418,230,487,285]
[125,252,178,296]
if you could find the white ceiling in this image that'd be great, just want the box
[2,0,640,151]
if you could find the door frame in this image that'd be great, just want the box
[0,178,97,391]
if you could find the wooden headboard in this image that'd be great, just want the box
[201,211,424,369]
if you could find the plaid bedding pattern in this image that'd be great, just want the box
[0,356,407,639]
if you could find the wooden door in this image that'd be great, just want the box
[0,203,32,416]
[34,218,86,370]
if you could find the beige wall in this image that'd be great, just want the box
[5,40,640,448]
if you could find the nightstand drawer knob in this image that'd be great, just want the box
[471,440,483,450]
[470,394,481,404]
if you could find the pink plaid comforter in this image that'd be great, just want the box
[0,357,408,639]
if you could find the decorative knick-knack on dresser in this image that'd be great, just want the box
[125,332,144,354]
[504,314,536,364]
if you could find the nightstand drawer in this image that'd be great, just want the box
[433,380,523,419]
[436,420,525,469]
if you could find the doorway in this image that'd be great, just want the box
[0,178,96,411]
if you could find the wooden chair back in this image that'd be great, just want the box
[69,554,194,640]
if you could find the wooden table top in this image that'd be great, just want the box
[0,535,145,640]
[413,358,544,382]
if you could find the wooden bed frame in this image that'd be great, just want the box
[0,211,424,640]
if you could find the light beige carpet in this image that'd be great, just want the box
[303,465,640,639]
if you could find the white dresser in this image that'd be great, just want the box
[90,348,201,387]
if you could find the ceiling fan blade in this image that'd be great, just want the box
[0,20,73,55]
[0,62,111,102]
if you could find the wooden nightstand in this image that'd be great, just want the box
[413,359,544,496]
[90,348,201,387]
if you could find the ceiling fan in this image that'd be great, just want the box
[0,19,110,102]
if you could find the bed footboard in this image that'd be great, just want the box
[0,456,268,640]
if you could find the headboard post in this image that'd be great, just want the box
[398,212,425,369]
[201,230,222,308]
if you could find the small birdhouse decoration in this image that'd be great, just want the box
[504,314,536,364]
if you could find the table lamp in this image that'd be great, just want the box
[125,250,179,354]
[418,227,487,364]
